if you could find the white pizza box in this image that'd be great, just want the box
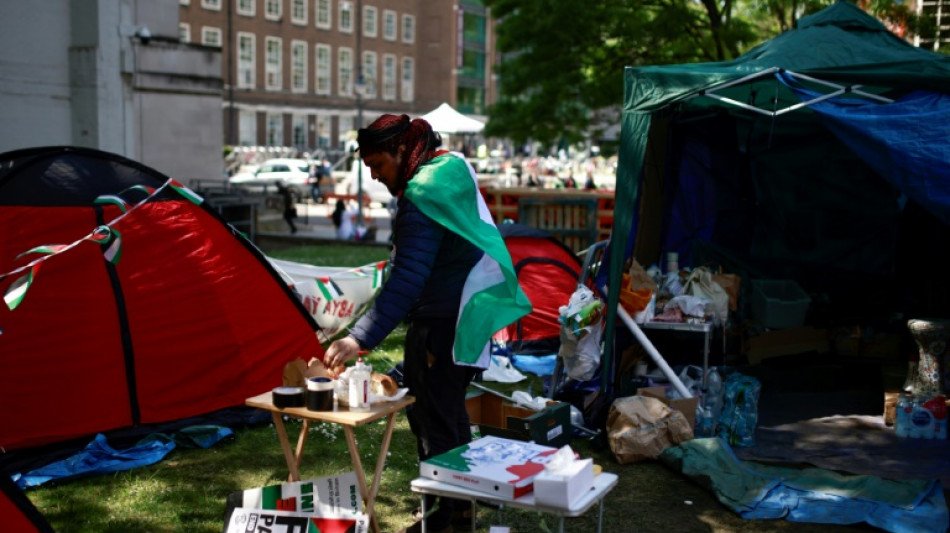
[419,435,558,500]
[224,507,369,533]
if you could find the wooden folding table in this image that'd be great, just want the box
[246,391,415,533]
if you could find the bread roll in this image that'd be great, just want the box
[370,372,398,397]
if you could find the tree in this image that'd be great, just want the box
[484,0,759,147]
[483,0,928,147]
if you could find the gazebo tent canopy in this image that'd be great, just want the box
[600,1,950,394]
[421,103,486,134]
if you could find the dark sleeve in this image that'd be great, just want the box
[347,200,443,349]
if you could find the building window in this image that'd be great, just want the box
[292,115,308,148]
[179,23,191,43]
[400,57,414,102]
[201,0,221,10]
[457,86,485,115]
[265,36,283,90]
[291,0,307,24]
[363,6,377,38]
[382,53,396,101]
[266,113,283,146]
[237,32,256,88]
[383,10,396,41]
[315,0,331,28]
[338,47,353,96]
[459,49,486,80]
[401,14,414,43]
[201,26,222,47]
[339,0,353,33]
[316,115,330,148]
[315,43,331,95]
[291,40,308,92]
[362,51,377,98]
[339,115,353,141]
[236,0,255,16]
[265,0,281,20]
[239,109,257,145]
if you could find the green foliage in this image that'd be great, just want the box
[484,0,925,147]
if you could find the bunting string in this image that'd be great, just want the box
[1,178,203,309]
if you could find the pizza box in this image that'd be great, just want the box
[419,435,558,500]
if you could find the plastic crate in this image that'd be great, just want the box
[751,279,810,329]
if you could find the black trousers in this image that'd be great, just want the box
[404,318,479,529]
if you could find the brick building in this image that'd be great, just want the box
[179,0,495,155]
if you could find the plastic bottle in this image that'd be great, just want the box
[347,356,372,412]
[705,367,724,422]
[923,395,947,439]
[895,394,911,438]
[909,397,933,439]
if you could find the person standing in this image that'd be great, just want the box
[323,114,530,533]
[276,181,297,234]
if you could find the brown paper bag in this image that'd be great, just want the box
[711,268,741,312]
[606,395,693,464]
[283,357,331,387]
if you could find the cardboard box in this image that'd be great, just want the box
[637,386,699,428]
[224,473,362,528]
[420,435,558,499]
[465,391,572,448]
[224,508,369,533]
[532,457,594,509]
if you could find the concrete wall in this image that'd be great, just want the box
[0,3,73,150]
[0,0,223,182]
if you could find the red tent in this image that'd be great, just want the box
[495,224,586,354]
[0,147,324,452]
[1,475,53,533]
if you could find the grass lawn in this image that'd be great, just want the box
[25,242,872,533]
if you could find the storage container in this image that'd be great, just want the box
[751,279,810,329]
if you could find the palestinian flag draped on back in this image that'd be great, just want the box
[404,153,531,367]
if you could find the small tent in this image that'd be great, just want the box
[421,103,486,134]
[495,224,585,355]
[0,147,324,452]
[601,1,950,392]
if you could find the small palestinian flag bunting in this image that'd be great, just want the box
[87,226,123,265]
[4,264,39,310]
[124,184,157,196]
[315,277,342,301]
[93,194,130,213]
[17,244,68,258]
[373,260,387,288]
[168,179,204,205]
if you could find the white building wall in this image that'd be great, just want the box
[0,0,223,182]
[0,2,73,150]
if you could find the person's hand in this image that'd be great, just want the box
[324,336,361,372]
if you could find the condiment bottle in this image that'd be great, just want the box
[348,356,372,412]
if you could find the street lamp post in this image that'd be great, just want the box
[355,75,365,229]
[355,0,365,229]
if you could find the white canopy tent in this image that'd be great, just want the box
[420,103,485,134]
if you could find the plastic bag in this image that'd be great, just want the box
[558,322,602,381]
[683,266,729,326]
[606,395,693,464]
[717,372,761,447]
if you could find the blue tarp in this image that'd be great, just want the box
[779,73,950,226]
[661,438,949,533]
[12,426,233,489]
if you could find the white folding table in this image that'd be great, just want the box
[409,472,618,533]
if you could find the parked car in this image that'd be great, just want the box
[341,160,392,207]
[228,158,310,201]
